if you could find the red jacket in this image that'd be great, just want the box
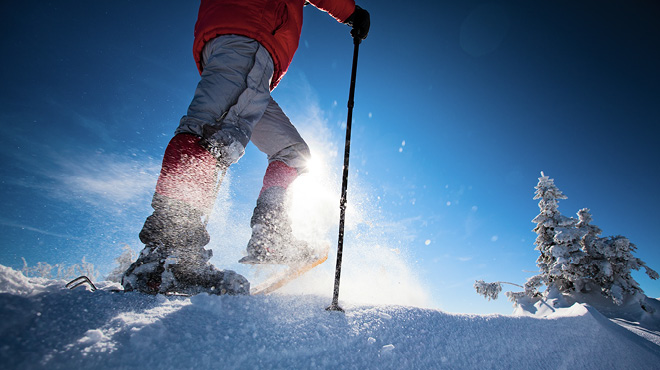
[194,0,356,90]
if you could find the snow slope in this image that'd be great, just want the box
[1,265,659,370]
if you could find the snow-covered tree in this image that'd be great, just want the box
[528,173,587,294]
[588,235,659,305]
[531,172,568,282]
[21,257,100,281]
[75,256,99,281]
[474,280,523,301]
[573,208,658,304]
[474,280,502,300]
[475,173,658,308]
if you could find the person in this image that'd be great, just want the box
[121,0,370,295]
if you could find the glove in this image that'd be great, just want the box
[344,5,370,40]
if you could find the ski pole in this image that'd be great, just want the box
[327,36,361,313]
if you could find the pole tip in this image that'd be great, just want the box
[325,303,345,313]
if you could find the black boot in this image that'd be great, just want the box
[122,194,249,295]
[239,187,313,264]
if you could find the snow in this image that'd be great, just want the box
[1,265,659,369]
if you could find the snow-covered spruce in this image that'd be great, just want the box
[475,172,658,309]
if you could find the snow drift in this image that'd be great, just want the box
[1,265,659,369]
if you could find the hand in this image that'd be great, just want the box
[345,5,370,40]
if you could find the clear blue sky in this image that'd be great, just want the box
[1,0,658,314]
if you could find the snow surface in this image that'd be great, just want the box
[1,265,659,370]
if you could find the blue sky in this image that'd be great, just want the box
[1,0,658,314]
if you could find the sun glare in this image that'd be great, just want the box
[288,152,339,243]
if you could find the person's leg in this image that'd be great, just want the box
[250,97,311,172]
[158,35,275,213]
[240,98,313,264]
[122,36,274,294]
[178,35,274,166]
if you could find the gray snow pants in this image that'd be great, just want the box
[175,35,310,170]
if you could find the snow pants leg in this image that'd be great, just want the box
[175,34,310,173]
[250,97,311,172]
[143,35,310,260]
[155,34,310,216]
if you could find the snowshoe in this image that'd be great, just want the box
[122,242,249,295]
[121,193,249,295]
